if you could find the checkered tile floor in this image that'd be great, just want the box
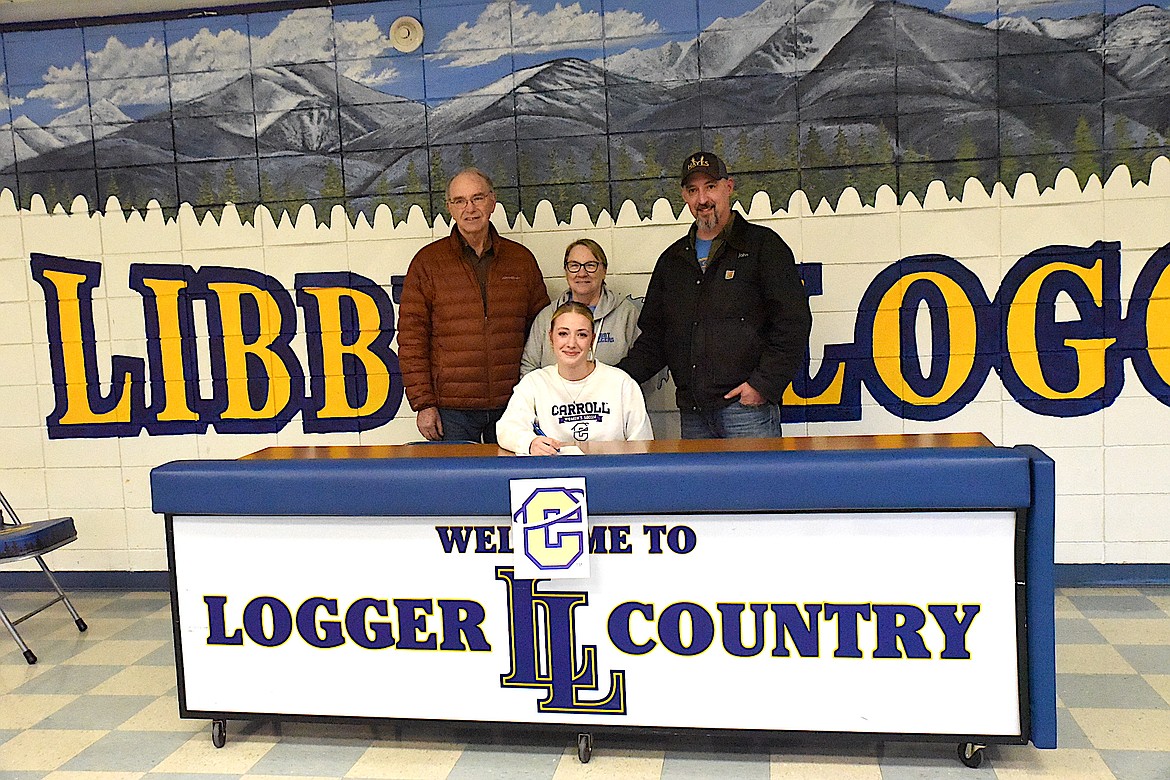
[1,587,1168,779]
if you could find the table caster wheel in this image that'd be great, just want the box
[212,720,227,748]
[958,741,984,768]
[576,732,592,763]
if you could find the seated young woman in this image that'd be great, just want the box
[498,301,653,455]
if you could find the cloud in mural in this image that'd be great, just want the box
[334,16,400,86]
[942,0,1059,13]
[24,8,400,110]
[0,75,24,110]
[435,0,661,67]
[26,35,171,109]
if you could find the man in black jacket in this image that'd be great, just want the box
[618,151,812,438]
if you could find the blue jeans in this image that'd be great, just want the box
[679,401,781,439]
[438,407,505,443]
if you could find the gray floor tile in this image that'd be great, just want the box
[13,639,93,667]
[246,738,369,776]
[0,649,26,665]
[1056,706,1093,749]
[1055,617,1108,644]
[661,750,770,780]
[91,596,171,616]
[878,742,997,778]
[768,741,883,761]
[34,694,159,729]
[138,643,178,666]
[274,720,385,743]
[1066,594,1165,619]
[3,662,40,686]
[10,663,122,694]
[447,743,564,780]
[107,617,175,642]
[2,615,58,638]
[1115,643,1170,674]
[2,587,1170,779]
[60,730,194,771]
[0,595,54,612]
[1057,672,1170,709]
[0,607,76,646]
[1138,586,1170,595]
[231,718,282,739]
[1100,749,1170,780]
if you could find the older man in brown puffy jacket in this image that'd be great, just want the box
[398,168,550,442]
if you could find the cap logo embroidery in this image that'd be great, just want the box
[725,270,735,280]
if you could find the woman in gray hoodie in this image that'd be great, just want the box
[520,238,643,376]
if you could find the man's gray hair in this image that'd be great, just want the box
[446,167,495,201]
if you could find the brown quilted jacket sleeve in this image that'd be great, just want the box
[397,244,437,411]
[525,255,550,326]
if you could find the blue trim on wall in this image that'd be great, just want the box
[0,570,170,590]
[1056,564,1170,586]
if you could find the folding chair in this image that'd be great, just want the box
[0,489,87,664]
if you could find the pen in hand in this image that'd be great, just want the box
[531,420,561,455]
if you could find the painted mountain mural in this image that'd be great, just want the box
[0,0,1167,222]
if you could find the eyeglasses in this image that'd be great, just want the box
[447,193,492,211]
[565,261,603,273]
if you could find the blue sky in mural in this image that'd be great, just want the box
[83,22,170,122]
[0,0,1168,217]
[3,0,1166,126]
[416,0,683,94]
[700,0,774,26]
[246,7,305,39]
[86,22,169,77]
[163,14,252,72]
[3,27,87,125]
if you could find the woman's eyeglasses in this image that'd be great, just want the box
[565,261,602,273]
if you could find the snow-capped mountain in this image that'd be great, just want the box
[0,99,133,168]
[1105,5,1170,86]
[7,115,64,159]
[1107,3,1170,46]
[988,13,1103,41]
[986,16,1044,36]
[0,115,59,169]
[990,4,1170,88]
[3,0,1168,212]
[601,0,876,81]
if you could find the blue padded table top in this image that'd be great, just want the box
[0,517,77,559]
[151,435,1035,517]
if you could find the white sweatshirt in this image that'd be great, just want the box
[497,362,653,454]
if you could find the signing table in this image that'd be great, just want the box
[151,433,1056,766]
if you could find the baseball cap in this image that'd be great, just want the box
[680,151,728,184]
